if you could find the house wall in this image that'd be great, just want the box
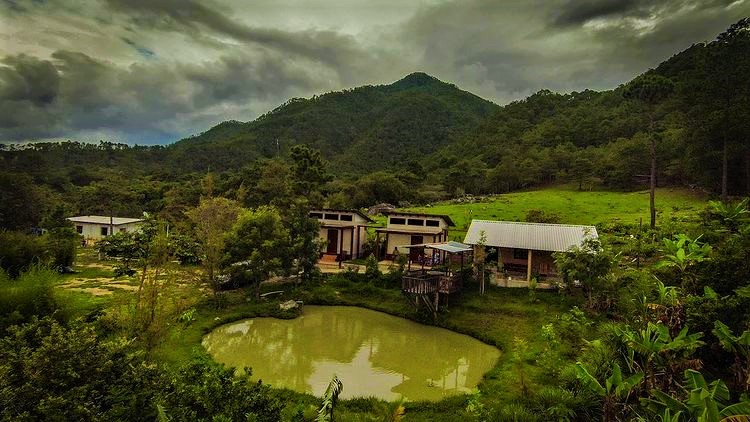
[74,222,142,243]
[496,247,557,275]
[385,215,449,231]
[318,226,368,259]
[385,232,444,257]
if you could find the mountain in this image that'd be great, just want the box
[166,72,499,175]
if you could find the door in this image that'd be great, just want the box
[327,229,339,254]
[409,235,423,263]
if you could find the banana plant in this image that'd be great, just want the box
[657,234,712,273]
[713,321,750,393]
[576,362,644,421]
[316,375,344,422]
[617,323,704,390]
[641,369,750,422]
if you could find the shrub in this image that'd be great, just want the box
[0,230,48,277]
[0,266,59,333]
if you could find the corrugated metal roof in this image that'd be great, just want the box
[402,241,472,253]
[463,220,597,252]
[67,215,143,225]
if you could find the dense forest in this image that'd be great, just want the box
[1,20,749,228]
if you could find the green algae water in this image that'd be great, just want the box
[202,306,501,401]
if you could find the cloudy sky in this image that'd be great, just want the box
[1,0,748,144]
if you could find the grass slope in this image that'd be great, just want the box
[405,187,707,238]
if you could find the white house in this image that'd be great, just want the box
[375,211,454,262]
[309,209,374,263]
[67,215,144,244]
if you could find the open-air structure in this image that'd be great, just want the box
[463,220,598,282]
[398,241,472,320]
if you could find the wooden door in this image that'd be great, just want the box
[327,229,338,254]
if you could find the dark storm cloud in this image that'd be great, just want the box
[0,49,329,142]
[0,0,748,143]
[551,0,651,26]
[121,37,155,59]
[101,0,383,85]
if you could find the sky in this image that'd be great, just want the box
[0,0,748,144]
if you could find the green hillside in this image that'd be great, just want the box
[405,187,707,237]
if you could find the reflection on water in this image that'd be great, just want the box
[202,306,501,401]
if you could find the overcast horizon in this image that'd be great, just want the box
[1,0,749,145]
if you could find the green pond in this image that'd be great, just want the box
[202,306,501,401]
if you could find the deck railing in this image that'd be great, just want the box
[402,271,439,294]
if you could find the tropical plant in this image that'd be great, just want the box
[641,370,750,422]
[576,362,644,421]
[713,321,750,393]
[617,323,704,392]
[316,375,343,422]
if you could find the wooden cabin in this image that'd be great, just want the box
[463,220,598,282]
[374,212,454,261]
[309,209,374,264]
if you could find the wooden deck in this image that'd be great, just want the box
[402,270,463,320]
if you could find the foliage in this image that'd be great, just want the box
[316,375,343,422]
[0,266,60,333]
[224,206,291,298]
[186,196,241,301]
[160,354,282,422]
[554,237,617,310]
[0,230,48,277]
[641,369,750,422]
[576,362,644,421]
[0,317,162,421]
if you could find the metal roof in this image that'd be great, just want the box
[463,220,597,252]
[67,215,143,225]
[402,241,472,253]
[382,211,455,226]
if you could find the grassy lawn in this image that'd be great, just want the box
[404,186,708,238]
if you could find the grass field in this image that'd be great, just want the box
[404,187,708,238]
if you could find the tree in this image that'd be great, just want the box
[623,74,675,228]
[289,145,332,204]
[186,197,241,304]
[224,206,290,299]
[282,199,323,286]
[554,237,617,309]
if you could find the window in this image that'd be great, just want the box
[389,217,406,225]
[324,213,339,220]
[407,219,424,226]
[513,248,527,260]
[76,225,83,234]
[425,220,440,227]
[309,212,323,219]
[100,227,109,236]
[340,214,353,221]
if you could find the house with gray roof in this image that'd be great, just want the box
[68,215,144,244]
[464,220,598,281]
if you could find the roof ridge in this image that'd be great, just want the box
[470,219,596,228]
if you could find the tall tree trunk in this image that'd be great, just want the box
[744,150,750,196]
[722,137,729,202]
[650,137,657,229]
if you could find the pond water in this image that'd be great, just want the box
[202,306,501,401]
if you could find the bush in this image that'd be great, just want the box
[0,230,47,277]
[0,266,59,333]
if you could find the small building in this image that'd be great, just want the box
[375,212,454,261]
[309,209,374,263]
[67,215,144,244]
[464,220,598,281]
